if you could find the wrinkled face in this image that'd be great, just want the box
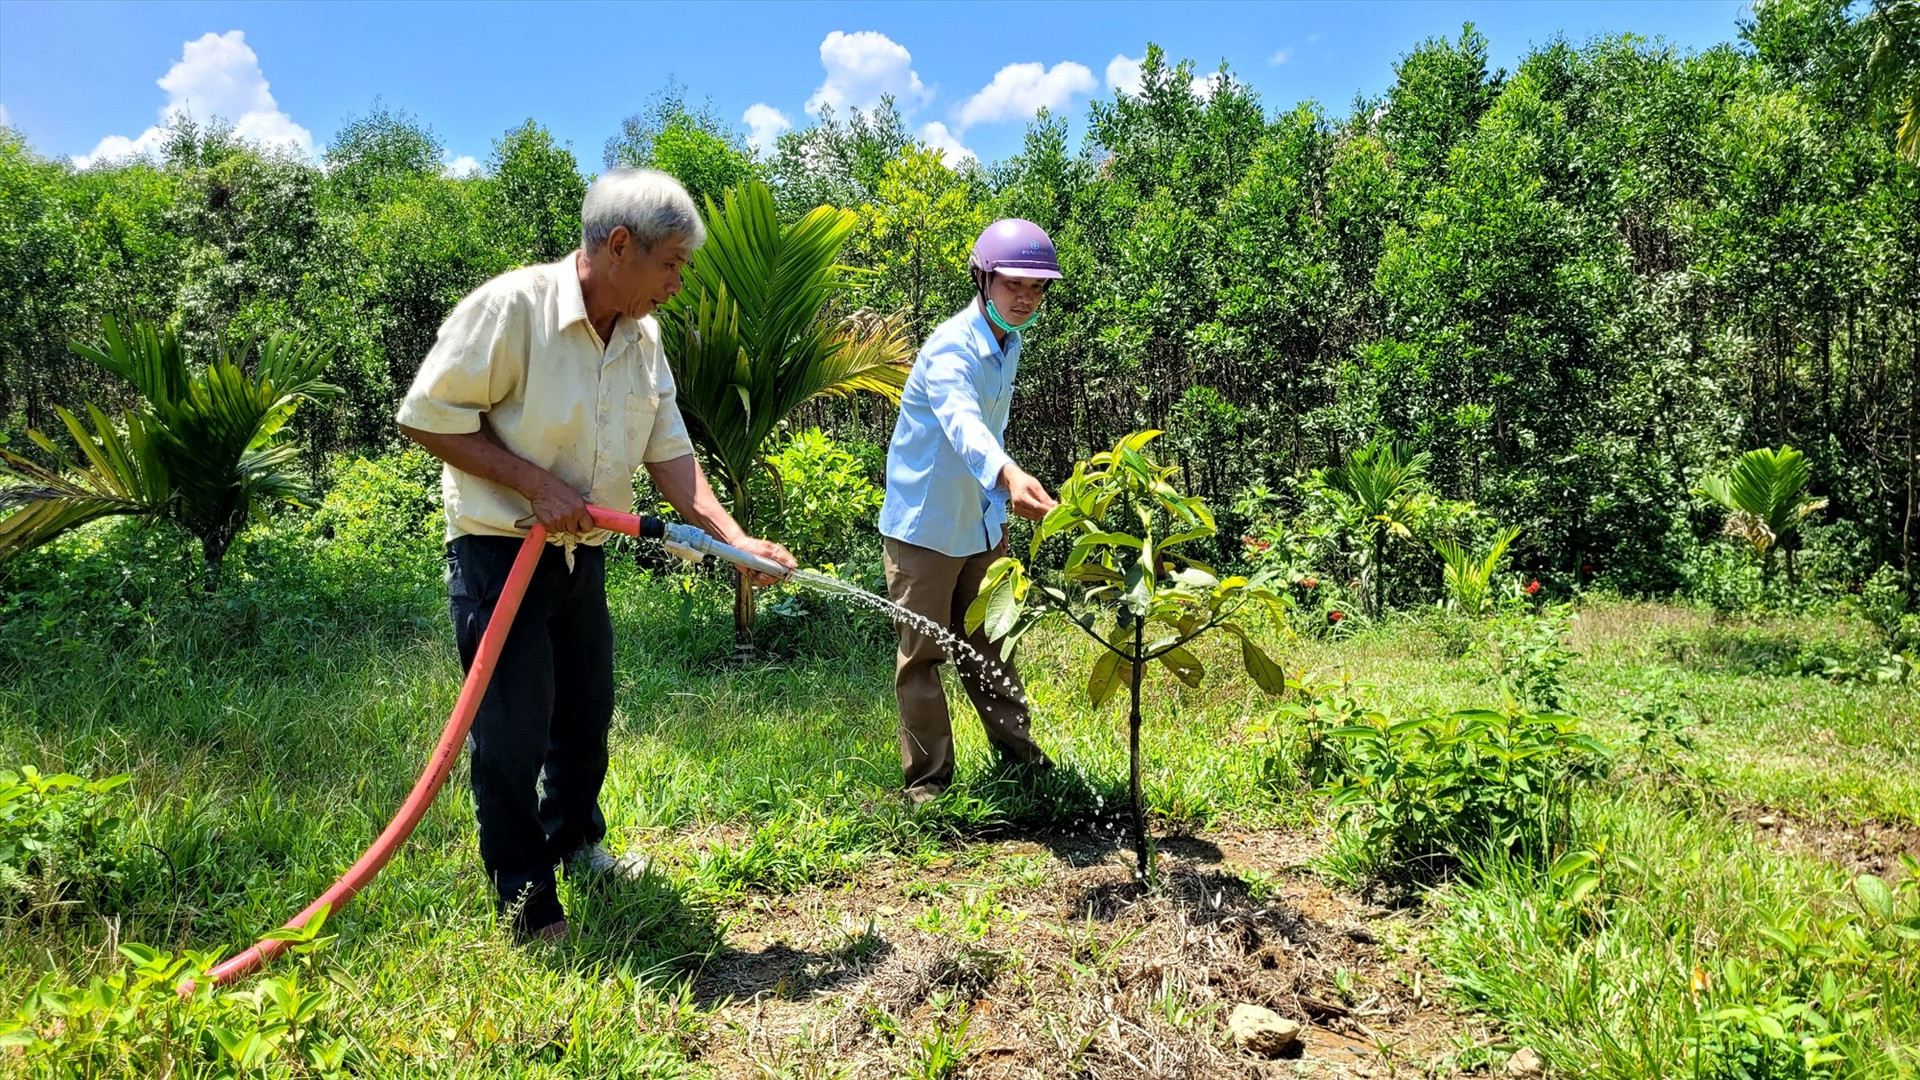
[605,227,693,319]
[984,272,1050,325]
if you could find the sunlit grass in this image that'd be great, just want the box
[2,523,1916,1076]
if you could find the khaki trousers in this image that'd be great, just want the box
[883,537,1047,794]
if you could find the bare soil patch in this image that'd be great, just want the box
[1736,807,1920,879]
[679,825,1481,1078]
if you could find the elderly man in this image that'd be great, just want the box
[398,168,793,942]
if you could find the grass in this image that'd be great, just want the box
[2,516,1918,1077]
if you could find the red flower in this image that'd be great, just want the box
[1301,577,1318,589]
[1526,580,1541,596]
[1328,610,1345,623]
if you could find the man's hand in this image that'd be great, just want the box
[529,476,594,535]
[1000,463,1058,522]
[729,536,797,588]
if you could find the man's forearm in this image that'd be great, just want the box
[646,454,748,544]
[400,425,558,503]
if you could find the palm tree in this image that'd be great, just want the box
[1695,445,1828,587]
[1434,525,1523,618]
[657,181,913,642]
[1319,440,1432,616]
[0,317,337,586]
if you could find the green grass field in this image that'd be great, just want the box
[2,520,1916,1078]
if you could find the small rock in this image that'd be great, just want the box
[1507,1047,1545,1079]
[1346,926,1379,945]
[1229,1003,1302,1058]
[1756,815,1779,828]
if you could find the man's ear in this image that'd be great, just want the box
[606,225,631,262]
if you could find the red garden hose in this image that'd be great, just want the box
[191,505,651,990]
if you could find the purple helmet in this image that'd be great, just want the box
[969,219,1062,280]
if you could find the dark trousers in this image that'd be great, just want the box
[446,535,615,931]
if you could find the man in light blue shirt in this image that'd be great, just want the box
[880,219,1063,805]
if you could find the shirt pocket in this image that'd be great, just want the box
[622,388,667,464]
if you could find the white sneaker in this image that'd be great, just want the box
[568,843,649,881]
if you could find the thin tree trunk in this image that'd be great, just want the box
[1906,310,1918,594]
[1128,621,1148,880]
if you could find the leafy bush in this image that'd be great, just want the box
[1684,867,1919,1080]
[758,427,885,568]
[1321,705,1611,880]
[0,765,130,914]
[300,446,444,612]
[0,915,349,1078]
[1851,563,1916,654]
[1476,603,1578,711]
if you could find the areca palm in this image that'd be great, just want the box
[1434,525,1523,617]
[656,180,913,641]
[1319,440,1432,615]
[0,317,337,586]
[1695,445,1827,587]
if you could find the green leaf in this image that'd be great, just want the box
[1157,646,1205,688]
[1122,559,1153,616]
[1854,874,1895,923]
[1233,629,1287,694]
[1561,872,1601,906]
[982,580,1021,642]
[1087,649,1130,708]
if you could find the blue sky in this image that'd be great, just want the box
[0,0,1752,171]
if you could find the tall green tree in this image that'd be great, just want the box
[489,120,587,264]
[852,146,987,340]
[604,81,759,209]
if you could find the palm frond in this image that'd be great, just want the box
[0,405,170,560]
[659,181,909,533]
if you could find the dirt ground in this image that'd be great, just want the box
[665,823,1492,1079]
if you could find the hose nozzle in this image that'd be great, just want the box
[637,516,791,581]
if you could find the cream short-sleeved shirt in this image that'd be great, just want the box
[396,252,695,545]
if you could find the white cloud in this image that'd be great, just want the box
[442,155,481,179]
[73,30,313,168]
[806,31,930,117]
[1268,48,1293,67]
[955,61,1095,128]
[1106,54,1224,100]
[742,103,792,154]
[919,121,975,164]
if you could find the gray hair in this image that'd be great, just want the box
[580,168,706,253]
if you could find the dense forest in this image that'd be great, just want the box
[2,0,1916,604]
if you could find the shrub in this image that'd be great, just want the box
[759,427,885,569]
[0,765,130,915]
[299,446,445,616]
[1321,705,1611,881]
[0,915,350,1078]
[1476,602,1578,712]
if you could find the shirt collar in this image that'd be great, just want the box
[558,250,642,351]
[557,251,591,331]
[964,302,1017,361]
